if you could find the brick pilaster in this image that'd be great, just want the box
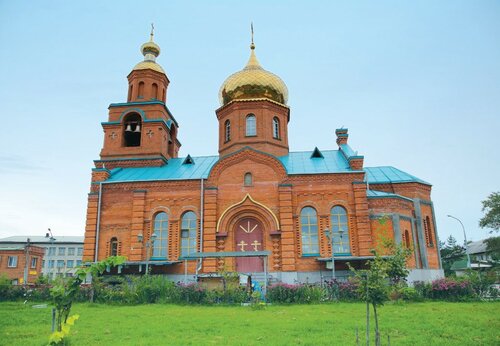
[129,190,146,261]
[83,193,99,261]
[202,188,218,272]
[353,183,371,256]
[279,184,295,271]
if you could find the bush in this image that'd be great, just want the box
[325,279,361,301]
[428,278,475,301]
[267,283,322,304]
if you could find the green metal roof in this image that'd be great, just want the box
[366,189,413,201]
[364,166,430,185]
[103,150,428,185]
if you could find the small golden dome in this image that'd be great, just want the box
[219,44,288,106]
[132,26,165,74]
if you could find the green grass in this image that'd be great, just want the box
[0,302,499,345]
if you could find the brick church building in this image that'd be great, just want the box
[83,31,443,283]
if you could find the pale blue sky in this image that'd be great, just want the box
[0,1,499,245]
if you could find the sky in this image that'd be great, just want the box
[0,1,499,245]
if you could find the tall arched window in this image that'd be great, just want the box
[424,216,434,247]
[244,172,252,186]
[300,207,319,255]
[225,120,231,142]
[273,117,280,139]
[404,229,411,248]
[330,206,351,254]
[110,237,118,256]
[246,114,256,136]
[152,212,169,259]
[181,211,197,256]
[123,113,142,147]
[138,81,145,98]
[152,83,158,100]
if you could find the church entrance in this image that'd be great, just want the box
[235,217,264,272]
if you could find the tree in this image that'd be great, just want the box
[479,191,500,232]
[440,235,466,276]
[484,236,500,264]
[349,243,411,346]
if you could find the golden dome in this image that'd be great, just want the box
[219,44,288,106]
[132,27,165,74]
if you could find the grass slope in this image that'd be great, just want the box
[0,302,499,345]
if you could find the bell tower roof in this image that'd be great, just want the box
[132,24,165,74]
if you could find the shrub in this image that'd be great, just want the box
[429,278,475,301]
[325,279,361,301]
[267,283,322,304]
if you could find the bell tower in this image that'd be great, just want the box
[96,27,181,169]
[216,31,290,157]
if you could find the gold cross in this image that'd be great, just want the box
[251,240,261,251]
[238,241,247,252]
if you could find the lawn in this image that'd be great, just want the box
[0,302,499,345]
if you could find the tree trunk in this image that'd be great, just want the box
[373,303,380,346]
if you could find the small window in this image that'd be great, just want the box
[138,81,145,98]
[49,260,55,268]
[58,247,66,256]
[244,172,253,186]
[77,248,83,256]
[68,248,75,256]
[76,260,82,267]
[110,237,118,256]
[57,260,65,268]
[48,248,56,256]
[7,256,18,268]
[246,114,256,136]
[67,260,74,268]
[424,216,434,247]
[152,83,158,100]
[66,273,73,277]
[42,260,45,268]
[273,117,280,139]
[31,257,37,269]
[225,120,231,142]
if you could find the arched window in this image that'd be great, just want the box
[181,211,197,256]
[404,229,411,248]
[300,207,319,255]
[273,117,280,139]
[330,206,350,254]
[244,172,252,186]
[138,81,145,98]
[225,120,231,142]
[152,212,168,259]
[128,85,133,101]
[246,114,256,136]
[123,113,142,147]
[424,216,434,247]
[152,83,158,100]
[110,237,118,256]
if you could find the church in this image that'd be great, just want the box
[82,30,443,284]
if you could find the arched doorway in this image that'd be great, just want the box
[235,217,264,272]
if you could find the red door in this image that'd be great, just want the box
[235,218,264,272]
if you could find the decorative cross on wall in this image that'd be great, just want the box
[238,240,248,252]
[147,130,154,138]
[109,132,117,140]
[251,240,261,251]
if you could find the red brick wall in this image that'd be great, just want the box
[0,246,45,284]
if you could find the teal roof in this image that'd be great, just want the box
[106,155,218,182]
[366,189,413,201]
[278,150,352,174]
[364,166,430,185]
[103,151,428,185]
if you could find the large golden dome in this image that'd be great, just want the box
[219,43,288,106]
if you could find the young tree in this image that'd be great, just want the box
[479,191,500,232]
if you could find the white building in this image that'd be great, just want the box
[0,236,84,280]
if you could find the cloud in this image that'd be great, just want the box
[0,155,46,174]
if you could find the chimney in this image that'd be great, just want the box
[335,128,348,146]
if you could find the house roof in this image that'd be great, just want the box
[0,236,84,244]
[102,150,428,185]
[366,189,413,201]
[466,239,488,255]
